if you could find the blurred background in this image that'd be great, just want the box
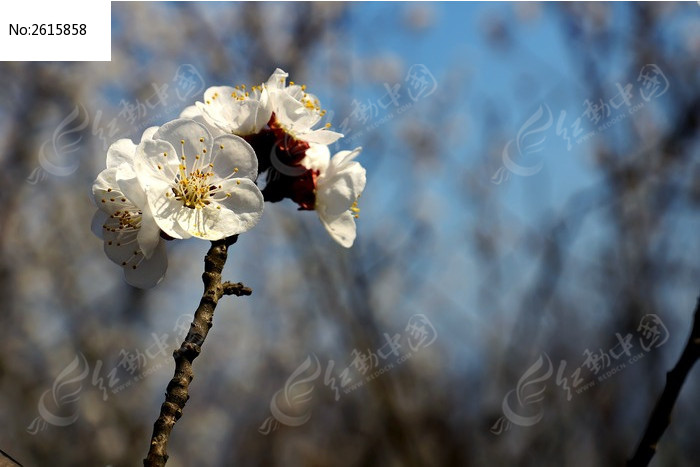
[1,2,699,466]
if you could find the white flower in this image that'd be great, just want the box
[195,83,271,136]
[195,69,342,145]
[92,128,168,288]
[265,68,343,145]
[134,118,264,240]
[314,147,366,248]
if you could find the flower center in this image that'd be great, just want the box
[163,139,239,211]
[172,166,216,209]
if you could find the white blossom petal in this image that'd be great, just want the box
[116,164,147,208]
[164,201,255,241]
[154,119,214,174]
[136,204,161,259]
[271,90,312,126]
[314,147,366,248]
[319,211,357,248]
[197,86,241,132]
[317,148,366,216]
[103,220,140,265]
[140,126,159,142]
[180,105,227,137]
[302,128,344,145]
[133,140,190,239]
[92,167,118,208]
[328,147,363,169]
[301,144,331,172]
[209,135,258,182]
[134,139,180,189]
[159,177,264,241]
[318,172,365,218]
[210,178,265,236]
[196,86,271,136]
[251,87,272,132]
[285,84,305,101]
[147,195,192,240]
[123,239,168,289]
[106,139,137,169]
[92,168,134,215]
[91,210,108,239]
[265,68,289,89]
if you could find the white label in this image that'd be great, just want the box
[1,0,110,61]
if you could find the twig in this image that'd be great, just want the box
[144,235,248,466]
[222,281,252,296]
[628,296,700,467]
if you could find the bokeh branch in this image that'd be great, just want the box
[144,235,247,467]
[628,296,700,467]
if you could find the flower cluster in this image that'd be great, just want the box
[92,69,366,287]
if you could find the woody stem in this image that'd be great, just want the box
[627,296,700,466]
[143,235,248,466]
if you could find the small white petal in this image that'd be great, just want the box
[271,90,311,126]
[106,139,137,169]
[93,168,130,214]
[116,164,147,208]
[140,126,159,142]
[285,84,305,100]
[180,105,227,137]
[313,147,365,247]
[211,178,265,236]
[180,105,202,119]
[319,211,357,248]
[91,210,108,239]
[154,119,214,174]
[200,86,241,130]
[93,167,118,195]
[251,87,272,133]
[209,135,258,181]
[136,204,161,259]
[134,139,179,190]
[266,68,289,89]
[329,147,363,169]
[103,226,139,265]
[317,162,366,217]
[168,205,223,241]
[124,240,168,289]
[302,129,344,145]
[301,144,331,172]
[173,206,201,238]
[146,194,191,240]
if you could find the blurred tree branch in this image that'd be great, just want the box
[628,296,700,467]
[144,235,246,467]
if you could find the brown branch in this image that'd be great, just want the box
[222,281,252,296]
[144,235,249,466]
[628,296,700,467]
